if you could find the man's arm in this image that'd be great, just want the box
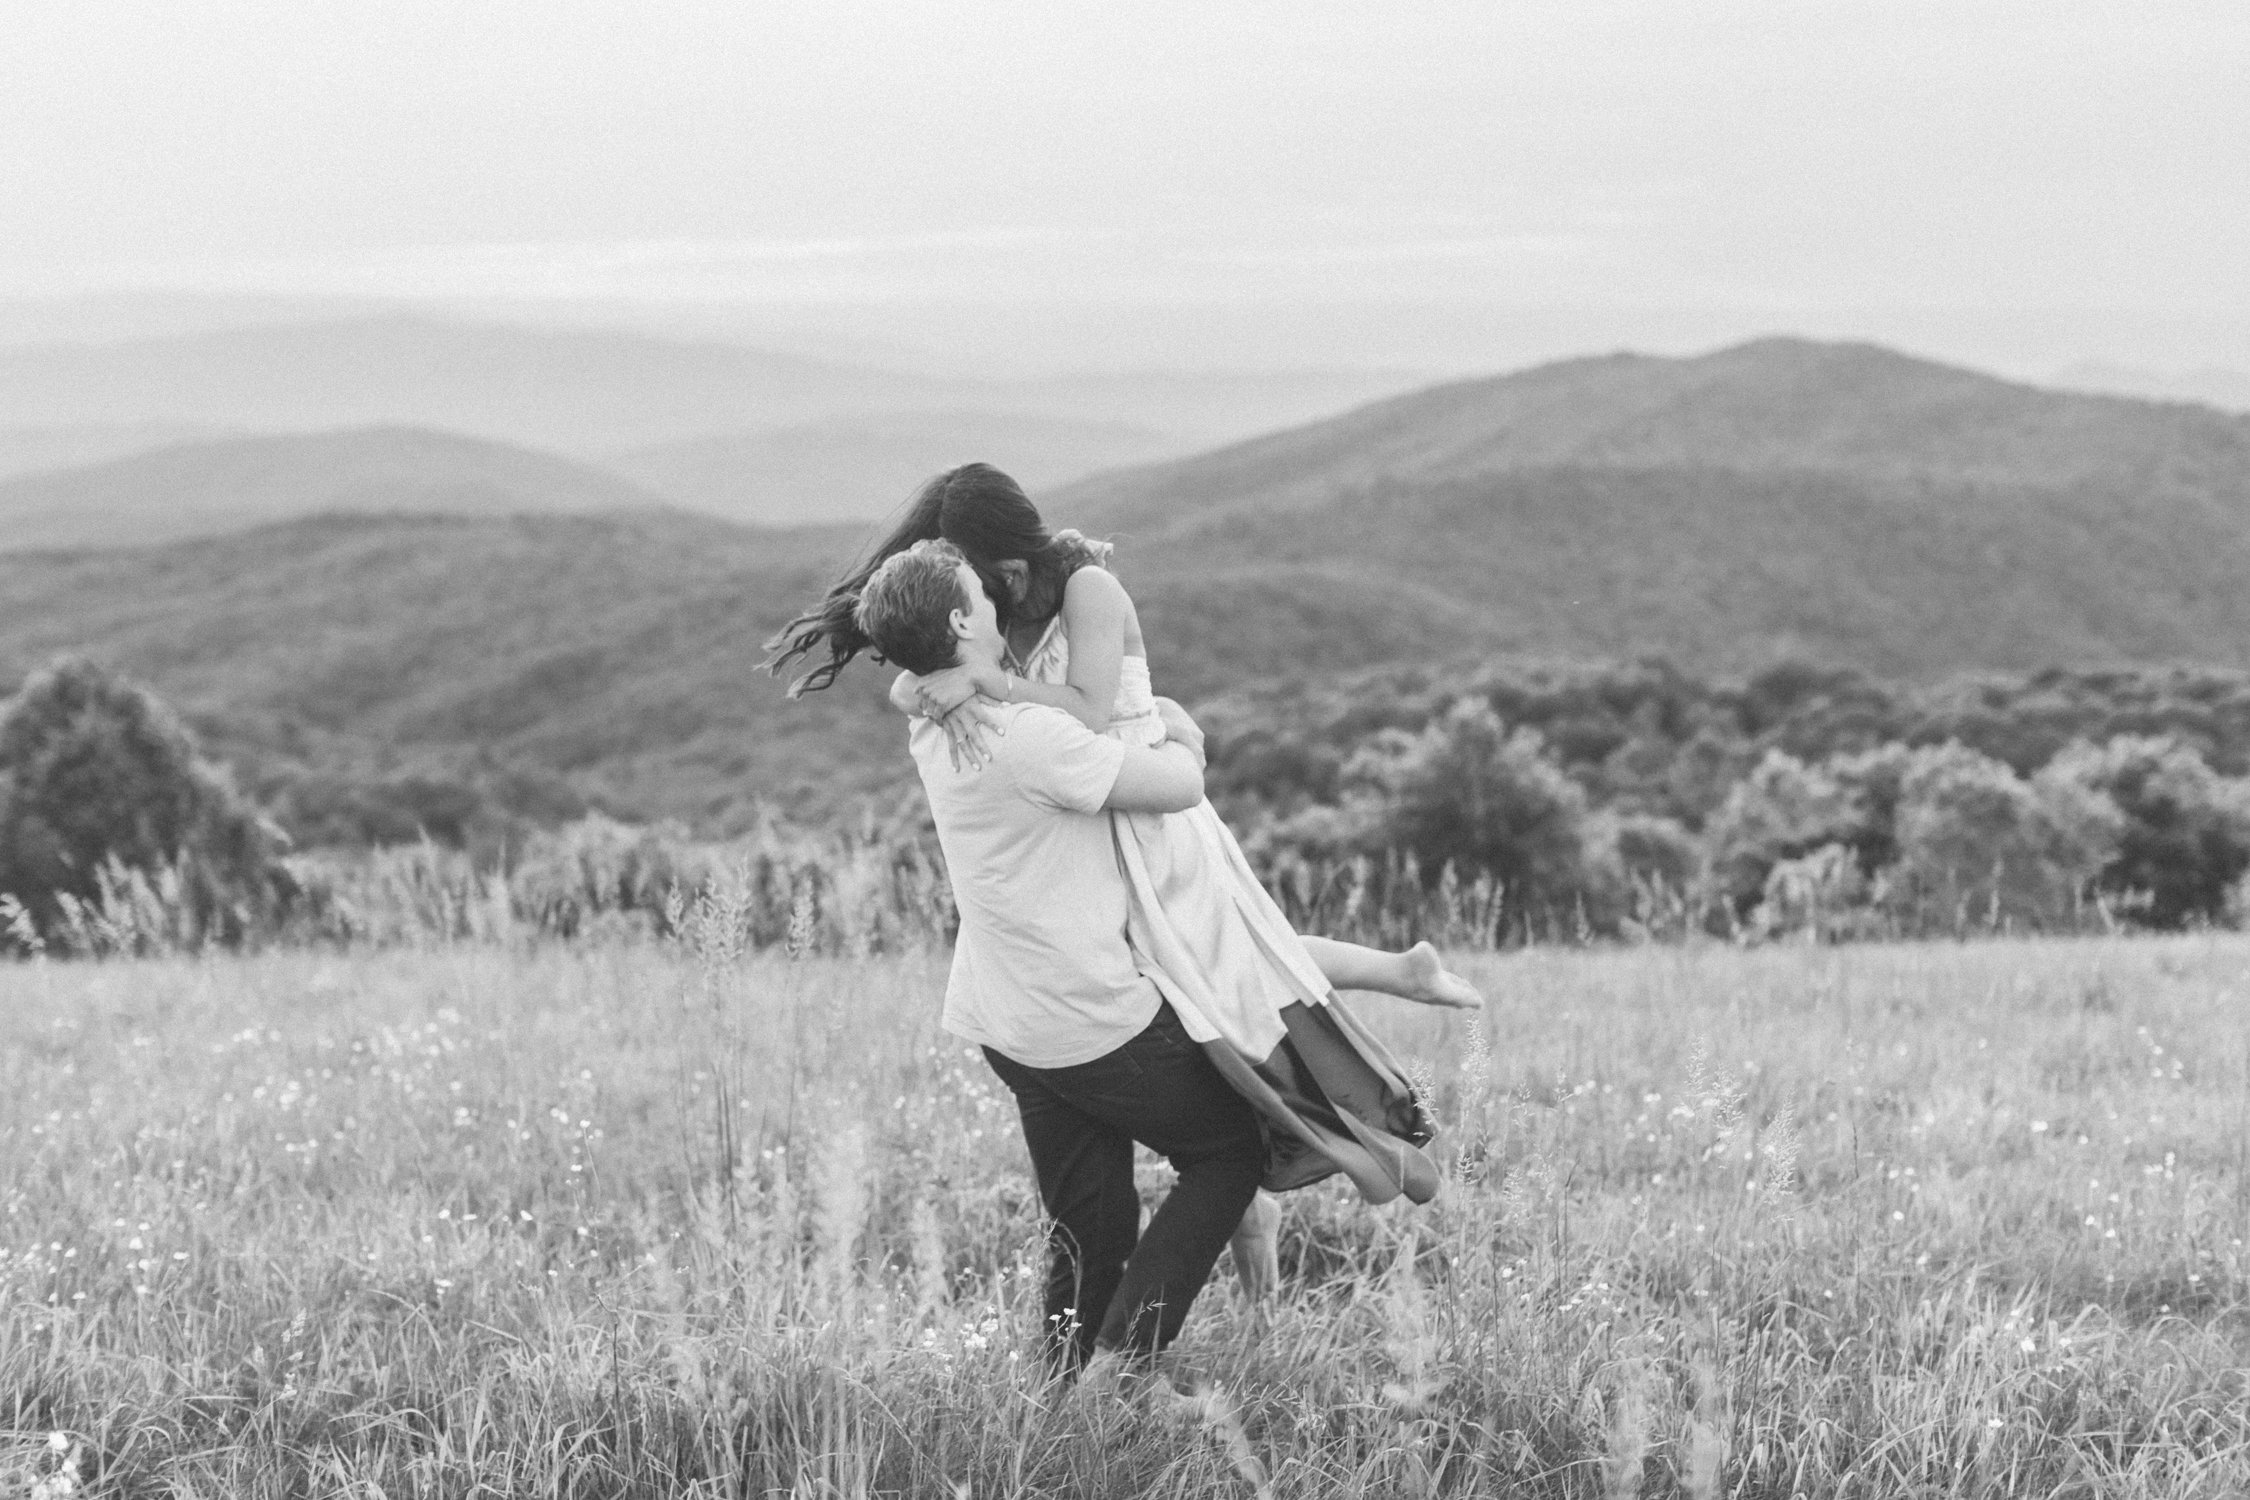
[1103,739,1204,814]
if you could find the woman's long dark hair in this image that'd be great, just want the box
[762,463,1107,696]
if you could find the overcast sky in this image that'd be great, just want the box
[6,1,2247,373]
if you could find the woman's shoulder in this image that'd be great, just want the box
[1061,560,1128,604]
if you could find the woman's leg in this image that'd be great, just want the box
[1228,1189,1282,1300]
[1297,936,1482,1008]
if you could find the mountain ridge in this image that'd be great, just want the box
[0,315,946,455]
[1059,337,2250,534]
[0,313,1426,462]
[0,426,674,553]
[602,409,1177,529]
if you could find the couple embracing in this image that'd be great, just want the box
[766,464,1480,1378]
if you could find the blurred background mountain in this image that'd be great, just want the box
[0,427,667,551]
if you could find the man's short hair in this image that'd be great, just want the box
[854,538,971,675]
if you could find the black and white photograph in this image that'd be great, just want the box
[4,3,2248,1495]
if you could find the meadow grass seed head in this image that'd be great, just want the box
[909,1195,949,1315]
[1,893,45,955]
[1377,1226,1446,1410]
[785,886,817,960]
[1461,1013,1492,1110]
[1758,1102,1803,1217]
[1189,1383,1273,1499]
[1681,1354,1730,1500]
[812,1122,870,1302]
[1681,1419,1727,1499]
[1684,1037,1745,1132]
[1407,1057,1440,1128]
[1602,1360,1653,1500]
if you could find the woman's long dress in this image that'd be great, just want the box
[1016,621,1441,1205]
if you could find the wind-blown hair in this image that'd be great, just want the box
[762,462,1108,695]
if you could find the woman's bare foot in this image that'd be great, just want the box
[1405,941,1483,1009]
[1229,1191,1282,1300]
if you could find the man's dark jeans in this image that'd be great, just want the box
[982,1003,1266,1370]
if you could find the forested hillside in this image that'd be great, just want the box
[0,512,895,844]
[1063,337,2250,524]
[1060,338,2250,691]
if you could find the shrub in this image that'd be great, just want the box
[509,813,717,938]
[1576,810,1716,942]
[1701,751,1863,918]
[1325,700,1600,935]
[1824,741,1917,872]
[2043,735,2250,928]
[0,657,291,947]
[1756,842,1882,942]
[265,756,588,861]
[1603,811,1701,890]
[1880,743,2121,933]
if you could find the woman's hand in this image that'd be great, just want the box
[910,664,993,721]
[891,669,1003,768]
[1153,696,1206,767]
[937,699,1003,772]
[890,664,999,719]
[887,669,926,718]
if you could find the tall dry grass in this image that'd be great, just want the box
[3,933,2247,1496]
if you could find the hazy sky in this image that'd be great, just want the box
[7,1,2248,373]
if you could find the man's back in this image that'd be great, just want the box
[910,702,1161,1068]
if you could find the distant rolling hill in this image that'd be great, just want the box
[604,410,1178,528]
[0,422,240,482]
[983,367,1430,452]
[0,314,1422,463]
[0,428,671,552]
[0,317,968,456]
[2053,362,2250,415]
[1063,337,2250,526]
[1060,338,2250,686]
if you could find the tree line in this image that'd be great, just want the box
[5,654,2250,952]
[1201,657,2250,940]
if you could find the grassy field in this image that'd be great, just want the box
[2,931,2247,1497]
